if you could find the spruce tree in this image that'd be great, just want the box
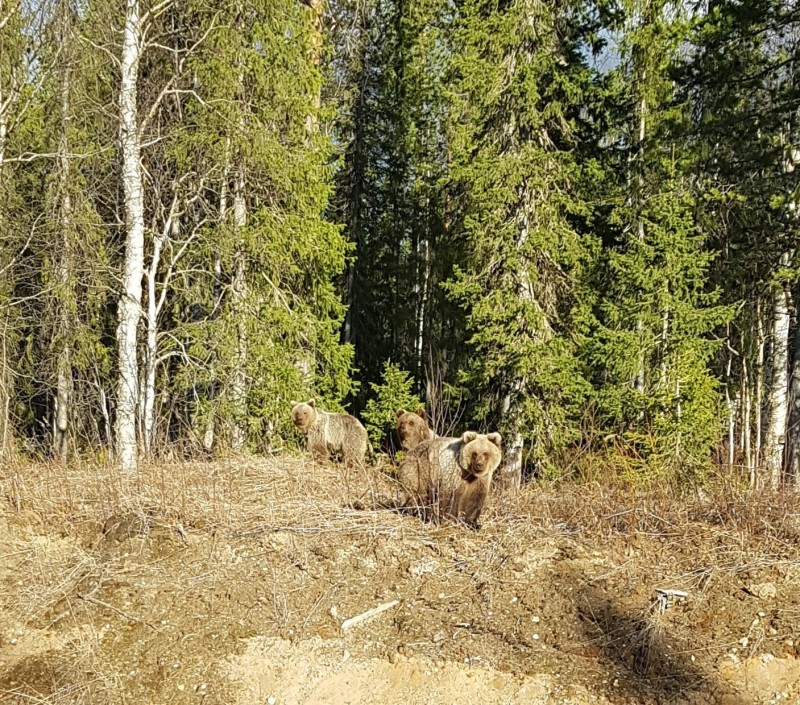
[444,0,596,482]
[588,0,731,479]
[172,0,355,452]
[681,0,800,486]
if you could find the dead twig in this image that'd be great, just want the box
[340,600,400,632]
[77,593,160,631]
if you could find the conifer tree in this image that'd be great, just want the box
[444,0,595,482]
[682,0,800,486]
[173,0,355,451]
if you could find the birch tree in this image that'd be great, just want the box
[115,0,146,470]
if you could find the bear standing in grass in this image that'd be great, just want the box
[396,408,435,451]
[396,431,503,529]
[291,400,369,469]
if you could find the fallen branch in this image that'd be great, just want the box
[77,593,160,631]
[341,600,400,632]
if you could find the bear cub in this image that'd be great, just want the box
[396,407,435,451]
[291,399,369,469]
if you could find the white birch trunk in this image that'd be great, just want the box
[115,0,145,471]
[498,391,524,492]
[763,262,791,488]
[755,300,765,472]
[633,93,647,398]
[743,360,753,485]
[725,341,735,468]
[415,235,429,379]
[141,213,176,455]
[230,167,247,452]
[54,0,73,462]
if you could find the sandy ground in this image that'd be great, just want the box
[1,456,800,704]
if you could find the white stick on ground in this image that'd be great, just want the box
[340,600,400,632]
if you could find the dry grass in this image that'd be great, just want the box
[1,454,799,704]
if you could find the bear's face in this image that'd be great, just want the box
[459,431,502,477]
[290,400,317,433]
[396,408,432,451]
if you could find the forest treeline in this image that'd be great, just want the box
[1,0,798,487]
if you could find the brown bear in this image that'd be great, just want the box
[396,407,435,451]
[396,430,503,529]
[290,399,369,469]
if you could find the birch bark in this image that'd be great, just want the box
[115,0,145,470]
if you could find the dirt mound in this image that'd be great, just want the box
[1,457,799,704]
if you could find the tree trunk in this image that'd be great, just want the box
[755,299,765,472]
[53,0,74,463]
[787,282,800,485]
[199,142,231,453]
[305,0,324,133]
[741,341,753,485]
[763,265,791,488]
[115,0,145,471]
[633,89,647,399]
[230,167,247,452]
[343,37,368,347]
[725,335,735,468]
[141,213,177,456]
[0,317,13,460]
[498,391,524,492]
[0,18,15,461]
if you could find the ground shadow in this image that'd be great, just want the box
[577,584,750,705]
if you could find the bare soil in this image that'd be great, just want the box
[1,456,799,704]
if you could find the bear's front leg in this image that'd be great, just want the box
[457,479,488,530]
[309,441,329,464]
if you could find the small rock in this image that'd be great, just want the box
[267,696,277,705]
[533,634,540,640]
[342,650,351,662]
[740,637,749,648]
[177,684,185,692]
[408,558,439,579]
[747,582,777,600]
[532,616,541,623]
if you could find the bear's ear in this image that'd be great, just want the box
[397,409,407,419]
[416,406,427,420]
[307,399,316,408]
[487,432,502,447]
[461,431,478,444]
[290,400,299,407]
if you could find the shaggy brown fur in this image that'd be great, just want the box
[396,431,503,529]
[290,400,369,469]
[396,407,435,451]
